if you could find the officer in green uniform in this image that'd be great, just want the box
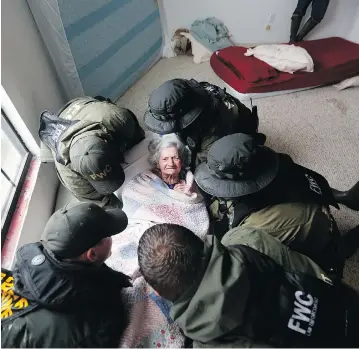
[144,78,265,169]
[138,223,359,348]
[194,133,359,273]
[39,96,145,208]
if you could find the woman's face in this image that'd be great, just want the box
[159,146,182,177]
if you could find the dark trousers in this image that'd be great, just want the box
[293,0,330,22]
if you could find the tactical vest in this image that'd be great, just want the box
[39,96,144,165]
[219,154,339,229]
[178,81,259,170]
[38,96,144,203]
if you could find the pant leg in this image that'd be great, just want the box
[239,203,336,268]
[293,0,313,17]
[311,0,330,22]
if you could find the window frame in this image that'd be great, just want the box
[1,109,33,247]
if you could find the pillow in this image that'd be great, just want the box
[334,76,359,90]
[218,46,278,83]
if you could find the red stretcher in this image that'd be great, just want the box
[210,37,359,99]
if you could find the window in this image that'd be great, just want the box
[1,110,32,241]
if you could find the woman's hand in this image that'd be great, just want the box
[173,180,187,193]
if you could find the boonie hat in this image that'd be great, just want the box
[41,202,128,258]
[194,133,279,198]
[70,135,125,194]
[144,79,210,134]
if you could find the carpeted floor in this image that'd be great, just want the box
[117,55,359,290]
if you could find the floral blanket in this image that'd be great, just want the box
[121,169,210,237]
[106,170,209,347]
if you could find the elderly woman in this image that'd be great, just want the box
[119,134,209,238]
[103,134,209,348]
[148,134,194,194]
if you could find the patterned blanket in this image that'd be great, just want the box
[118,275,185,348]
[106,170,209,347]
[106,220,185,348]
[121,169,210,237]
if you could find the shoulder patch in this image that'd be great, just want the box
[31,254,45,266]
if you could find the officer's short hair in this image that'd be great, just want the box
[138,224,204,302]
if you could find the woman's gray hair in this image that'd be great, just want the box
[148,134,191,170]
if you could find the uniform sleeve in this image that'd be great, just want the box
[1,317,34,348]
[221,227,329,282]
[55,163,106,201]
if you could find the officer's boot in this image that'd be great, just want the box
[332,181,359,211]
[290,14,302,43]
[296,17,320,41]
[254,133,267,146]
[251,106,267,145]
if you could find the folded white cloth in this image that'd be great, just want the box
[245,44,314,74]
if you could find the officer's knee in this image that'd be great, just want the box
[292,12,304,20]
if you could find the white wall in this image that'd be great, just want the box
[347,7,359,42]
[1,0,66,249]
[160,0,359,46]
[1,0,66,142]
[17,163,60,248]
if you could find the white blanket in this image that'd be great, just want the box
[106,222,186,348]
[106,167,210,348]
[122,169,210,238]
[245,44,314,74]
[107,170,210,277]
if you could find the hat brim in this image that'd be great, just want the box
[89,170,125,195]
[144,105,204,134]
[194,147,279,198]
[103,207,128,235]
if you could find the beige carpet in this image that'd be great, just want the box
[117,55,359,290]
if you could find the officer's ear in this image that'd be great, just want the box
[86,247,97,262]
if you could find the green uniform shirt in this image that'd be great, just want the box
[52,97,144,206]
